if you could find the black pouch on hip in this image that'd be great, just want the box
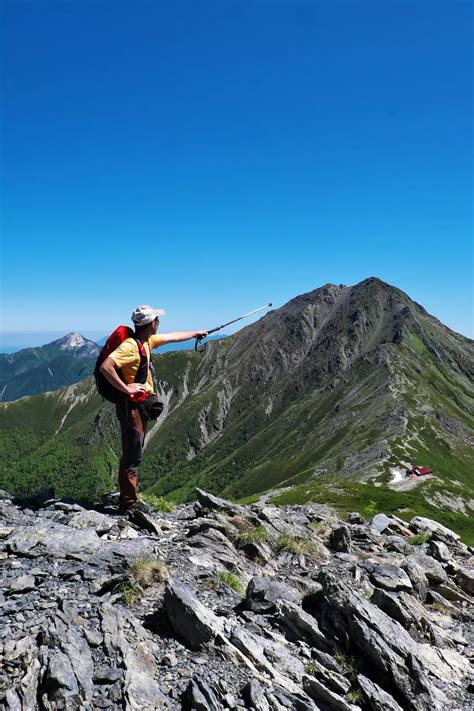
[137,394,164,422]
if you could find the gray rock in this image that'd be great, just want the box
[385,535,411,554]
[223,692,238,708]
[258,506,308,538]
[61,624,94,700]
[369,513,391,533]
[318,570,470,710]
[92,696,114,709]
[100,601,129,657]
[84,537,158,576]
[182,678,221,710]
[410,517,460,545]
[334,552,358,563]
[407,553,448,586]
[230,626,303,695]
[5,689,22,711]
[427,540,452,563]
[302,674,355,710]
[66,510,116,535]
[369,564,413,593]
[454,566,474,595]
[186,517,230,538]
[123,642,168,709]
[371,589,426,639]
[0,525,14,538]
[243,576,300,613]
[108,680,123,703]
[434,581,473,606]
[357,674,404,710]
[126,508,162,535]
[330,525,352,553]
[6,574,36,595]
[45,500,85,512]
[93,666,124,683]
[347,512,365,524]
[274,600,331,651]
[164,579,225,648]
[384,517,413,537]
[161,652,177,667]
[83,626,104,647]
[47,649,80,694]
[401,558,428,602]
[263,640,306,682]
[427,589,473,621]
[17,654,41,708]
[270,686,317,711]
[241,679,271,711]
[6,522,100,560]
[1,483,471,711]
[239,540,273,563]
[311,649,345,674]
[195,488,247,516]
[303,658,350,695]
[188,528,243,570]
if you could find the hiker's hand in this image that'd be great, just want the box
[127,383,147,395]
[195,330,209,338]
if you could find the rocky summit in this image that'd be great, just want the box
[1,488,473,710]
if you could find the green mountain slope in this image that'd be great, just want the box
[141,279,473,502]
[0,278,472,541]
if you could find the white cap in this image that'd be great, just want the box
[131,305,166,326]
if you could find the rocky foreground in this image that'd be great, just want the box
[0,489,473,710]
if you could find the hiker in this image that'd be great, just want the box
[99,305,208,513]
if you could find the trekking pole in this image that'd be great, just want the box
[195,303,272,352]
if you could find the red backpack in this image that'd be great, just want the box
[94,326,149,403]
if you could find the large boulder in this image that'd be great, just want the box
[369,564,413,593]
[164,579,225,649]
[409,517,460,545]
[357,674,404,711]
[330,525,352,553]
[6,522,100,560]
[243,576,300,613]
[406,553,448,586]
[66,510,116,535]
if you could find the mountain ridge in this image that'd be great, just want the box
[0,277,472,543]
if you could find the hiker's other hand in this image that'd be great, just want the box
[127,383,146,394]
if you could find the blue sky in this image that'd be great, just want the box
[1,0,472,347]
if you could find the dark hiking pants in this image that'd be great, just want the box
[116,400,147,508]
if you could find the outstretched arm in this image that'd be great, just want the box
[157,330,208,346]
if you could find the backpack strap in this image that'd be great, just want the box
[130,336,149,386]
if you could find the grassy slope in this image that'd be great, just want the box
[0,380,120,501]
[265,480,474,547]
[258,324,474,546]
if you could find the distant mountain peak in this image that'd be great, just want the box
[0,332,100,401]
[55,332,89,350]
[47,332,100,358]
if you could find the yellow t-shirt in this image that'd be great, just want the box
[108,334,165,394]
